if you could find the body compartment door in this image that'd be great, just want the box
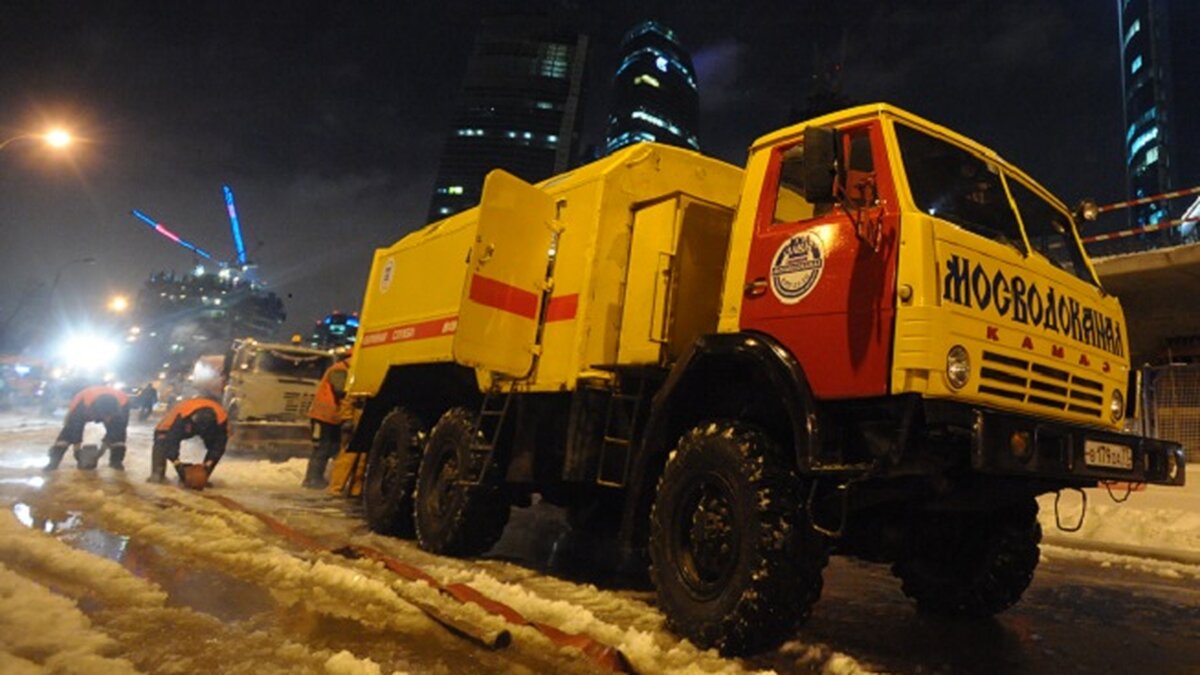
[453,169,559,378]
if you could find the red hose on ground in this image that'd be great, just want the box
[199,494,635,673]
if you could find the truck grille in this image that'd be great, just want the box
[977,351,1104,418]
[283,391,314,416]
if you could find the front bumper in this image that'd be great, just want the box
[229,421,312,455]
[926,402,1185,487]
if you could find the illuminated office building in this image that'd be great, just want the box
[605,21,699,155]
[428,16,588,222]
[1118,0,1200,244]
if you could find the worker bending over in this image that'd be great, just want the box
[45,385,130,471]
[149,396,229,484]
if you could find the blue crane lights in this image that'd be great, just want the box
[131,209,214,259]
[223,185,248,266]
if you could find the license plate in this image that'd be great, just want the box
[1084,440,1133,470]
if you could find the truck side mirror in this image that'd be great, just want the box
[802,126,839,203]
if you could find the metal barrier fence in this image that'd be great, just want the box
[1143,365,1200,464]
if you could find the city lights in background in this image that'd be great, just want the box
[56,332,121,372]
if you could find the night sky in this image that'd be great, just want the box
[0,0,1125,347]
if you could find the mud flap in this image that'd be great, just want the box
[328,448,367,497]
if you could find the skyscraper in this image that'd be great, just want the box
[1118,0,1200,244]
[427,16,588,222]
[605,21,699,155]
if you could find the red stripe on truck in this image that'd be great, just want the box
[358,316,458,349]
[468,273,540,319]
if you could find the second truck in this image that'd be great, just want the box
[342,104,1185,655]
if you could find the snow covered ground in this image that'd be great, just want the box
[1036,473,1200,567]
[0,409,1197,674]
[0,412,870,674]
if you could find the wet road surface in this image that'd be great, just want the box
[2,414,1198,673]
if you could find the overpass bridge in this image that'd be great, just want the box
[1095,242,1200,461]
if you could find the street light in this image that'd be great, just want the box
[0,128,74,152]
[107,294,129,313]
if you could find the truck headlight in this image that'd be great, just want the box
[1110,389,1125,422]
[946,345,971,390]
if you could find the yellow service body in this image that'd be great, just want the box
[349,143,743,399]
[342,103,1182,658]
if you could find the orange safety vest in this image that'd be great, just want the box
[308,360,349,424]
[68,386,129,416]
[156,398,228,432]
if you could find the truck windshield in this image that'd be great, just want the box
[254,349,331,380]
[896,124,1025,254]
[1006,178,1097,285]
[897,124,1097,287]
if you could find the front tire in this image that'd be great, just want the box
[892,500,1042,617]
[363,409,424,537]
[414,407,510,556]
[649,421,828,656]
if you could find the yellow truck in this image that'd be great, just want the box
[344,104,1185,655]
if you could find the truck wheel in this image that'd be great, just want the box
[414,407,510,556]
[892,500,1041,617]
[363,409,423,537]
[649,421,828,655]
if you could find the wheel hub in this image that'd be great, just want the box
[678,476,738,596]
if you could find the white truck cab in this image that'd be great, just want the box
[222,338,333,459]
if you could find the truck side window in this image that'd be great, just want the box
[843,128,877,210]
[771,144,828,224]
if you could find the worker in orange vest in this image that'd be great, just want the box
[45,384,131,471]
[148,396,229,484]
[303,347,351,488]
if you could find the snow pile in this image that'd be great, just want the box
[778,641,879,675]
[210,455,309,491]
[324,650,403,675]
[0,562,139,674]
[1036,480,1200,567]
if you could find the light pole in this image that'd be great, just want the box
[0,129,73,152]
[49,257,97,301]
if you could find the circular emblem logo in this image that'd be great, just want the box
[379,257,396,294]
[770,232,825,304]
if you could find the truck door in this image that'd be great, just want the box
[619,197,733,366]
[453,169,560,379]
[739,121,900,399]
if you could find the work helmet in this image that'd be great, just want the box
[334,346,354,360]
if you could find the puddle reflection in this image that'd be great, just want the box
[12,501,275,623]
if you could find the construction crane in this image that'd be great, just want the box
[131,209,216,260]
[131,184,255,270]
[223,185,249,267]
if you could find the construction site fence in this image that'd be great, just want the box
[1141,364,1200,464]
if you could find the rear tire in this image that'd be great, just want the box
[414,407,510,556]
[892,500,1041,617]
[363,409,423,537]
[649,421,828,656]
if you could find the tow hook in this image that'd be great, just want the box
[1053,487,1087,532]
